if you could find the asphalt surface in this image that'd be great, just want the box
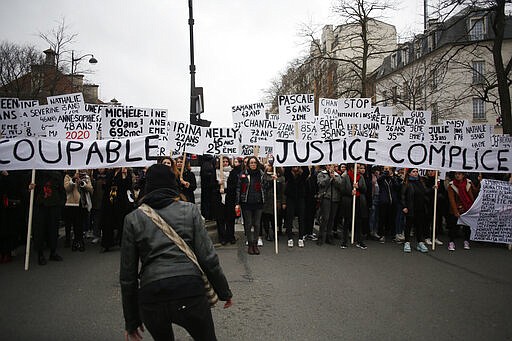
[1,229,511,341]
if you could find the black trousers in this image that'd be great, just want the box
[33,205,60,254]
[139,295,217,341]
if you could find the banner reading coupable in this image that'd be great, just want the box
[0,135,160,170]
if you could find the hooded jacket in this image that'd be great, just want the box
[120,188,232,332]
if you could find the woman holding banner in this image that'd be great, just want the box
[340,164,367,249]
[176,156,197,204]
[235,156,265,255]
[447,172,476,251]
[213,157,232,245]
[316,164,342,246]
[400,168,429,253]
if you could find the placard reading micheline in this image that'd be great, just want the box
[1,93,511,173]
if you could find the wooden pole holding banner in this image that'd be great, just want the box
[351,163,358,244]
[273,164,279,254]
[219,155,224,193]
[180,151,187,178]
[24,169,36,270]
[431,170,439,251]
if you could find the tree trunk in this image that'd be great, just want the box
[492,0,512,134]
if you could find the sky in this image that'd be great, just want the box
[0,0,425,127]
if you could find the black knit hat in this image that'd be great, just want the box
[144,164,178,194]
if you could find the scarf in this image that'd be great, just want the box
[453,178,473,212]
[347,170,361,197]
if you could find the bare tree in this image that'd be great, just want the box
[430,0,512,133]
[0,41,43,98]
[38,17,78,96]
[310,0,399,97]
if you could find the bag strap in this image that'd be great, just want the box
[138,203,205,276]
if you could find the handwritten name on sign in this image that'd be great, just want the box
[278,94,315,122]
[204,128,239,155]
[463,124,493,149]
[232,102,266,125]
[101,106,167,138]
[0,98,22,139]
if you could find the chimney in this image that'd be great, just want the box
[43,49,56,66]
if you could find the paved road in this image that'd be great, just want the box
[1,232,511,341]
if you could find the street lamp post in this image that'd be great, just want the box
[70,51,98,92]
[188,0,210,127]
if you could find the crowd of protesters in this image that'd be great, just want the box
[0,155,509,265]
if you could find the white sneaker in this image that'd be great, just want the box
[287,239,294,247]
[257,237,263,247]
[435,238,444,246]
[298,239,304,248]
[425,238,433,245]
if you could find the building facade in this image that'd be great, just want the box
[374,7,512,129]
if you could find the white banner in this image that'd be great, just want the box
[458,179,512,244]
[0,135,160,170]
[273,136,512,172]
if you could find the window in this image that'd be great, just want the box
[402,81,409,101]
[469,17,486,40]
[402,47,409,65]
[472,61,485,84]
[473,98,485,120]
[391,53,397,69]
[431,103,439,125]
[431,69,438,90]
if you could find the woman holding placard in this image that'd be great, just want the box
[235,156,265,255]
[447,172,476,251]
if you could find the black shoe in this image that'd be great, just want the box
[100,247,110,253]
[38,254,47,265]
[49,253,63,261]
[220,241,227,246]
[71,241,78,252]
[356,242,368,250]
[229,239,237,244]
[340,243,348,249]
[78,241,85,252]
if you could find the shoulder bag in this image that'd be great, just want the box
[138,203,219,306]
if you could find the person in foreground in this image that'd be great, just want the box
[120,164,233,341]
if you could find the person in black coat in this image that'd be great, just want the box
[224,158,243,244]
[401,168,429,253]
[176,156,197,203]
[30,170,66,265]
[377,166,401,243]
[100,168,134,252]
[283,166,310,247]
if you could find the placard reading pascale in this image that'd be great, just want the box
[277,94,315,122]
